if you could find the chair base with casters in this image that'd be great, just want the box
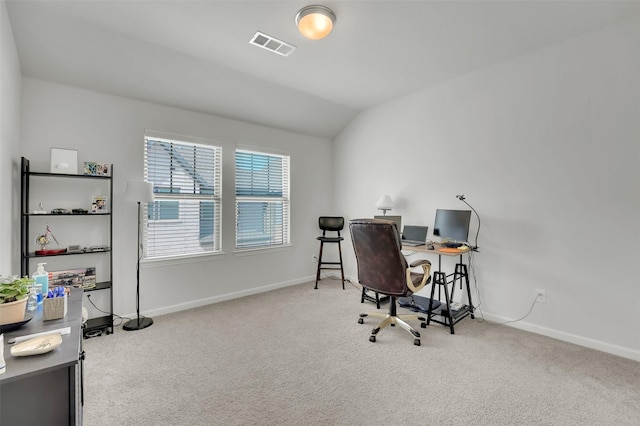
[315,216,345,290]
[358,295,427,346]
[349,218,432,346]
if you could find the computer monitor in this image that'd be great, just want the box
[433,209,471,243]
[374,215,401,234]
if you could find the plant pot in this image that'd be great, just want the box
[0,297,28,325]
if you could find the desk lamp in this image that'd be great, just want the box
[456,194,481,249]
[123,181,154,331]
[375,195,393,216]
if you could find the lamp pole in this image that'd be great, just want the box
[456,194,480,250]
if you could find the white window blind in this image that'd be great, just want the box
[145,136,222,258]
[235,149,290,249]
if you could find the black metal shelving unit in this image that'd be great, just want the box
[21,157,114,336]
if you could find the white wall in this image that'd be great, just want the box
[335,16,640,360]
[19,78,334,319]
[0,0,22,275]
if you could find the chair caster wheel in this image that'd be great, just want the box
[369,336,376,343]
[414,339,421,346]
[421,322,427,329]
[358,318,364,324]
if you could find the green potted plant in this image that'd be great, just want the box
[0,275,33,325]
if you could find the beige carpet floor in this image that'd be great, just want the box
[82,281,640,425]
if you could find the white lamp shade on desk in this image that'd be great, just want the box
[125,181,154,203]
[375,195,393,211]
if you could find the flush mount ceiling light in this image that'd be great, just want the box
[295,5,336,40]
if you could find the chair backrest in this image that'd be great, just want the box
[319,216,344,236]
[349,219,410,297]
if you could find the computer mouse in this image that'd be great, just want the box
[427,244,435,250]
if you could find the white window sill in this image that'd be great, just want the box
[141,251,226,268]
[233,244,293,257]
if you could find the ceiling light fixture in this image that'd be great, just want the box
[295,5,336,40]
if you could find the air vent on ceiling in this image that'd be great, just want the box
[249,31,296,57]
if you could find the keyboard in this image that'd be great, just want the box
[402,240,425,247]
[440,241,464,248]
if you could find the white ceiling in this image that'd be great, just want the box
[6,0,640,139]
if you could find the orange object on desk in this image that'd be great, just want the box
[438,247,470,253]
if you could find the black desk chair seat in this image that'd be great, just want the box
[315,216,346,289]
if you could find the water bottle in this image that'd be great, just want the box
[27,284,38,312]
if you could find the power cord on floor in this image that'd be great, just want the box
[86,294,131,327]
[317,270,363,292]
[490,294,539,325]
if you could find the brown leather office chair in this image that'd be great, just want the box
[315,216,345,289]
[349,219,432,346]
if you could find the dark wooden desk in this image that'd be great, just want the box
[1,288,84,426]
[402,244,475,334]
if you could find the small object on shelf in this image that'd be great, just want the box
[49,267,95,287]
[51,208,72,214]
[85,245,108,252]
[34,248,68,255]
[91,195,108,213]
[67,245,83,253]
[35,224,63,251]
[50,148,78,174]
[33,202,47,214]
[84,162,110,176]
[71,208,88,214]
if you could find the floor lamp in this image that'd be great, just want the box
[123,181,154,331]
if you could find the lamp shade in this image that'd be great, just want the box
[375,195,393,210]
[125,181,154,203]
[295,5,336,40]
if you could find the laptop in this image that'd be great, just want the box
[401,225,428,246]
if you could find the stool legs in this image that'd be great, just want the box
[314,241,324,289]
[337,240,345,289]
[314,240,345,290]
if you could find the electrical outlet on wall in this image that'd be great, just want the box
[312,255,318,263]
[535,288,546,303]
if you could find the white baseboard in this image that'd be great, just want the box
[132,276,315,320]
[482,312,640,362]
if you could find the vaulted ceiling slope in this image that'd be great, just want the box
[6,1,639,139]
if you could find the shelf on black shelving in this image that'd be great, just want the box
[25,212,111,216]
[85,315,112,331]
[83,281,112,292]
[26,248,111,258]
[29,171,111,179]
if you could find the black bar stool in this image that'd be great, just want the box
[315,216,345,289]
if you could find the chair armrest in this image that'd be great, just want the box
[405,259,431,293]
[409,259,431,268]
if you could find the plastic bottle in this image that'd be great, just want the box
[27,284,38,312]
[32,263,49,303]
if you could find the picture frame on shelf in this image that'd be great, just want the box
[50,148,78,174]
[49,267,96,290]
[84,162,110,176]
[91,195,108,213]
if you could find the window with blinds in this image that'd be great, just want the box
[235,149,290,249]
[145,135,222,258]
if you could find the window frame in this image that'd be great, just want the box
[234,147,291,251]
[144,131,223,260]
